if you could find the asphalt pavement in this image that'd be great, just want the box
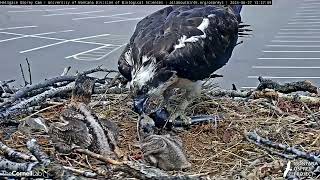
[0,0,319,89]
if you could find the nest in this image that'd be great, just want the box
[0,68,319,179]
[1,89,319,179]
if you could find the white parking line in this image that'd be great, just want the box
[296,12,320,15]
[288,22,320,24]
[66,43,126,61]
[95,44,126,60]
[0,30,74,43]
[104,17,143,24]
[65,45,112,59]
[275,36,320,38]
[72,12,134,20]
[248,76,320,79]
[272,40,320,42]
[301,2,320,5]
[75,54,103,58]
[280,29,320,31]
[20,40,82,53]
[278,32,320,35]
[292,15,320,18]
[43,10,104,17]
[264,50,320,52]
[294,15,320,18]
[0,25,37,31]
[34,30,75,35]
[0,31,67,41]
[266,45,320,47]
[252,66,320,69]
[85,51,109,55]
[296,9,318,12]
[299,6,319,9]
[259,57,320,60]
[290,19,320,21]
[20,34,112,53]
[8,8,77,13]
[284,25,320,28]
[0,36,25,43]
[0,31,109,46]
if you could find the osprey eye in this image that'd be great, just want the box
[140,86,148,94]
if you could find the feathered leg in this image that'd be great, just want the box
[169,81,202,125]
[160,88,173,109]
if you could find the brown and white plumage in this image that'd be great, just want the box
[118,5,248,124]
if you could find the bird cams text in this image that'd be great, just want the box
[286,160,318,178]
[0,170,49,178]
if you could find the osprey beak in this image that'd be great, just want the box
[133,95,149,114]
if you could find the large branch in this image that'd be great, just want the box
[10,76,76,104]
[0,67,118,109]
[0,106,40,121]
[14,67,116,102]
[0,80,15,94]
[0,84,73,120]
[78,66,118,76]
[246,131,320,164]
[77,103,112,155]
[0,80,15,87]
[73,148,122,165]
[0,141,37,161]
[204,88,252,98]
[257,76,319,94]
[9,83,74,111]
[26,139,51,166]
[0,157,38,171]
[114,161,170,180]
[115,161,207,180]
[62,166,97,178]
[252,90,320,105]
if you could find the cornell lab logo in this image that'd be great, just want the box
[0,170,49,178]
[283,160,317,178]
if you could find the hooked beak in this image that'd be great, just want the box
[133,95,149,114]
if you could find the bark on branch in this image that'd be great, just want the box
[0,157,38,171]
[73,148,122,165]
[11,76,76,104]
[252,90,320,105]
[257,76,319,94]
[0,83,74,120]
[204,88,252,98]
[0,141,37,161]
[246,131,320,164]
[26,139,51,166]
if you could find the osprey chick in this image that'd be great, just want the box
[118,5,247,124]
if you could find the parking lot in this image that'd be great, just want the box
[0,0,319,89]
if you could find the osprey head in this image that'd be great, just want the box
[130,57,177,114]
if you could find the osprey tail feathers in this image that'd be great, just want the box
[229,5,252,38]
[230,5,242,15]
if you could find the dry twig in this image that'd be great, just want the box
[246,131,320,164]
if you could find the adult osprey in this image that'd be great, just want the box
[118,5,248,124]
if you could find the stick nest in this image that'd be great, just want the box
[1,88,319,179]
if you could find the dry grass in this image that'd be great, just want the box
[1,92,319,179]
